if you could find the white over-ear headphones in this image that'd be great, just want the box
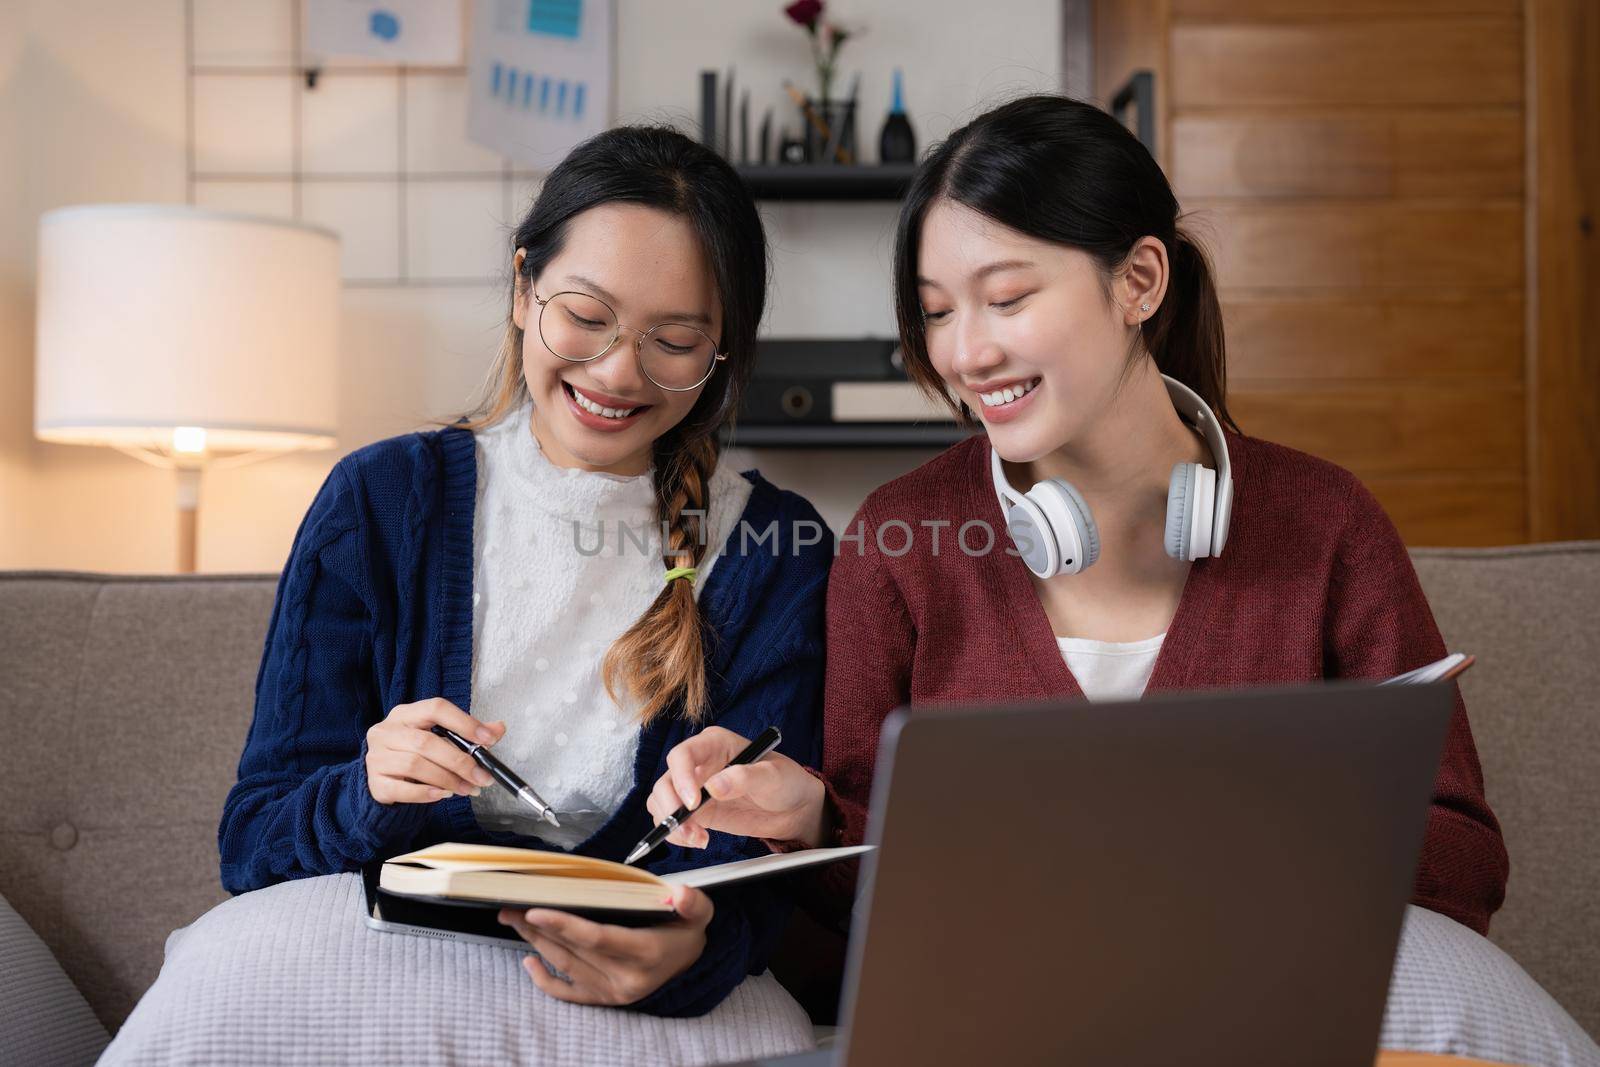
[991,374,1234,579]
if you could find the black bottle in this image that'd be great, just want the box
[878,68,916,164]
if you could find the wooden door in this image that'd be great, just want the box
[1095,0,1599,546]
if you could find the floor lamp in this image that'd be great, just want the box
[33,205,341,572]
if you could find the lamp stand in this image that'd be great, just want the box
[175,465,201,573]
[110,443,297,574]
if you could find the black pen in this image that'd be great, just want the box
[431,725,560,828]
[624,726,782,865]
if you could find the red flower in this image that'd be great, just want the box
[785,0,823,30]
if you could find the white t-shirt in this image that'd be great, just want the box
[988,441,1167,703]
[466,400,752,848]
[1057,632,1166,703]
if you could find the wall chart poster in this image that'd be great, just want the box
[467,0,614,171]
[304,0,466,65]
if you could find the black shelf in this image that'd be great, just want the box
[722,422,974,449]
[735,164,917,201]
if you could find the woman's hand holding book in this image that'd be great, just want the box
[496,885,713,1006]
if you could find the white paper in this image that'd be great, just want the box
[467,0,613,171]
[658,845,876,890]
[304,0,465,65]
[1378,652,1468,687]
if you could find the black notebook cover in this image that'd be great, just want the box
[361,861,673,934]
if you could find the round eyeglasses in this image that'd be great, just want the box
[531,290,726,392]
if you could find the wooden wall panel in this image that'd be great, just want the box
[1093,0,1168,161]
[1172,111,1523,199]
[1171,21,1522,108]
[1172,0,1518,18]
[1227,385,1525,476]
[1526,0,1600,539]
[1196,202,1523,290]
[1365,476,1527,546]
[1099,1,1545,544]
[1222,295,1524,381]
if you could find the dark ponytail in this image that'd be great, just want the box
[893,93,1238,432]
[1143,229,1230,426]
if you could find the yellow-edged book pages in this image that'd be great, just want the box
[380,843,674,915]
[378,841,874,916]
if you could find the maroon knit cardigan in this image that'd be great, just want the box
[807,431,1509,937]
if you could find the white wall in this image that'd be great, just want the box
[0,0,1061,573]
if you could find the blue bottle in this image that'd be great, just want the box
[878,68,917,164]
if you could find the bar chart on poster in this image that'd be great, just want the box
[467,0,613,171]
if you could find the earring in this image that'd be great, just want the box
[1140,303,1151,312]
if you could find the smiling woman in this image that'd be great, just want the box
[458,128,772,729]
[514,205,727,469]
[191,124,833,1053]
[645,96,1511,1003]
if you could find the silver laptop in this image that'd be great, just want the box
[725,679,1453,1067]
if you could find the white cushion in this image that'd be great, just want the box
[1382,905,1600,1067]
[98,871,815,1066]
[0,890,111,1067]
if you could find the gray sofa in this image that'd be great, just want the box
[2,543,1597,1048]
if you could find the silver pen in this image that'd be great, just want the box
[432,725,560,827]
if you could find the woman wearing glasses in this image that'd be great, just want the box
[212,125,831,1025]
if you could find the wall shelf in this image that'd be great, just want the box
[728,337,968,448]
[735,163,917,201]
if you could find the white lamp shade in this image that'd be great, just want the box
[35,204,341,452]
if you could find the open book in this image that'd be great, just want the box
[378,841,873,924]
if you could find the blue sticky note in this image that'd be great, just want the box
[527,0,582,39]
[572,82,585,118]
[556,80,568,115]
[521,71,534,108]
[491,62,503,97]
[369,10,400,41]
[539,77,551,112]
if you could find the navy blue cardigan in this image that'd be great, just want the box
[218,424,833,1017]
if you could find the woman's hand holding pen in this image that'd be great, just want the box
[365,697,505,805]
[647,726,828,849]
[497,886,712,1006]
